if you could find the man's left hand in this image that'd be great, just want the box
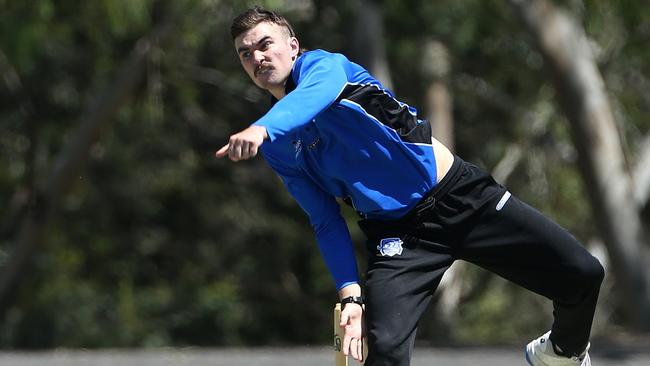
[340,303,365,362]
[216,125,268,161]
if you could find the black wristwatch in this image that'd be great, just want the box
[341,295,364,310]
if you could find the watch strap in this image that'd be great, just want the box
[341,295,364,309]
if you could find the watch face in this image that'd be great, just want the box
[343,296,363,305]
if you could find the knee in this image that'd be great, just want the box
[549,250,604,305]
[579,254,604,287]
[566,254,604,302]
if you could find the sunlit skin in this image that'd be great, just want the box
[235,21,299,100]
[215,21,366,361]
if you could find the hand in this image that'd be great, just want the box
[340,303,364,362]
[215,125,268,161]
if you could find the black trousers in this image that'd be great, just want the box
[358,156,604,366]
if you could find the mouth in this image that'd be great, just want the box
[255,65,274,78]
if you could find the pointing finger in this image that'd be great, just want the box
[215,144,229,158]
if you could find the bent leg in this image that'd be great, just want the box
[458,192,604,356]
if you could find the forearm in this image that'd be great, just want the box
[268,159,360,292]
[253,52,347,141]
[312,214,359,290]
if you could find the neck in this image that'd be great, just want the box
[269,85,286,100]
[270,57,297,100]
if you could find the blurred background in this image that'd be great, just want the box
[1,0,649,353]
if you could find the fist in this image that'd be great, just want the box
[216,125,268,161]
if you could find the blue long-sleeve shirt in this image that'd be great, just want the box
[254,49,438,290]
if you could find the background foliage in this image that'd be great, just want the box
[0,0,648,348]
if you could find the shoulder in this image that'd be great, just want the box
[291,50,371,88]
[299,49,348,62]
[294,49,351,73]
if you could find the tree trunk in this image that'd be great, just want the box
[422,40,454,150]
[420,39,462,332]
[509,0,650,329]
[351,0,393,89]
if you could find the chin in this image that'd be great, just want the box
[257,78,282,90]
[253,80,270,90]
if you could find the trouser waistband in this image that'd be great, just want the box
[403,155,464,220]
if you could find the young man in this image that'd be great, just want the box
[217,6,604,366]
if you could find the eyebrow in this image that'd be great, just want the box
[237,36,272,54]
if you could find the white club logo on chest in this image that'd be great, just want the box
[377,238,404,257]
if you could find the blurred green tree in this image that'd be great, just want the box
[0,0,648,348]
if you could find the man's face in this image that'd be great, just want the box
[234,22,299,96]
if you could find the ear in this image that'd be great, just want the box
[289,37,300,60]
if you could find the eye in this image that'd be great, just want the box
[261,40,272,49]
[240,51,251,59]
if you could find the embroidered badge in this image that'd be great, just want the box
[377,238,404,257]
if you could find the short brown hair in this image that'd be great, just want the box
[230,6,296,40]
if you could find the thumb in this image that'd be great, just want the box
[340,309,349,327]
[215,144,229,158]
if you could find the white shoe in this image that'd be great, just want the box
[525,331,591,366]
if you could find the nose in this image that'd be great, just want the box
[253,50,266,64]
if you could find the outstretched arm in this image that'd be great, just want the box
[216,51,348,161]
[253,52,348,141]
